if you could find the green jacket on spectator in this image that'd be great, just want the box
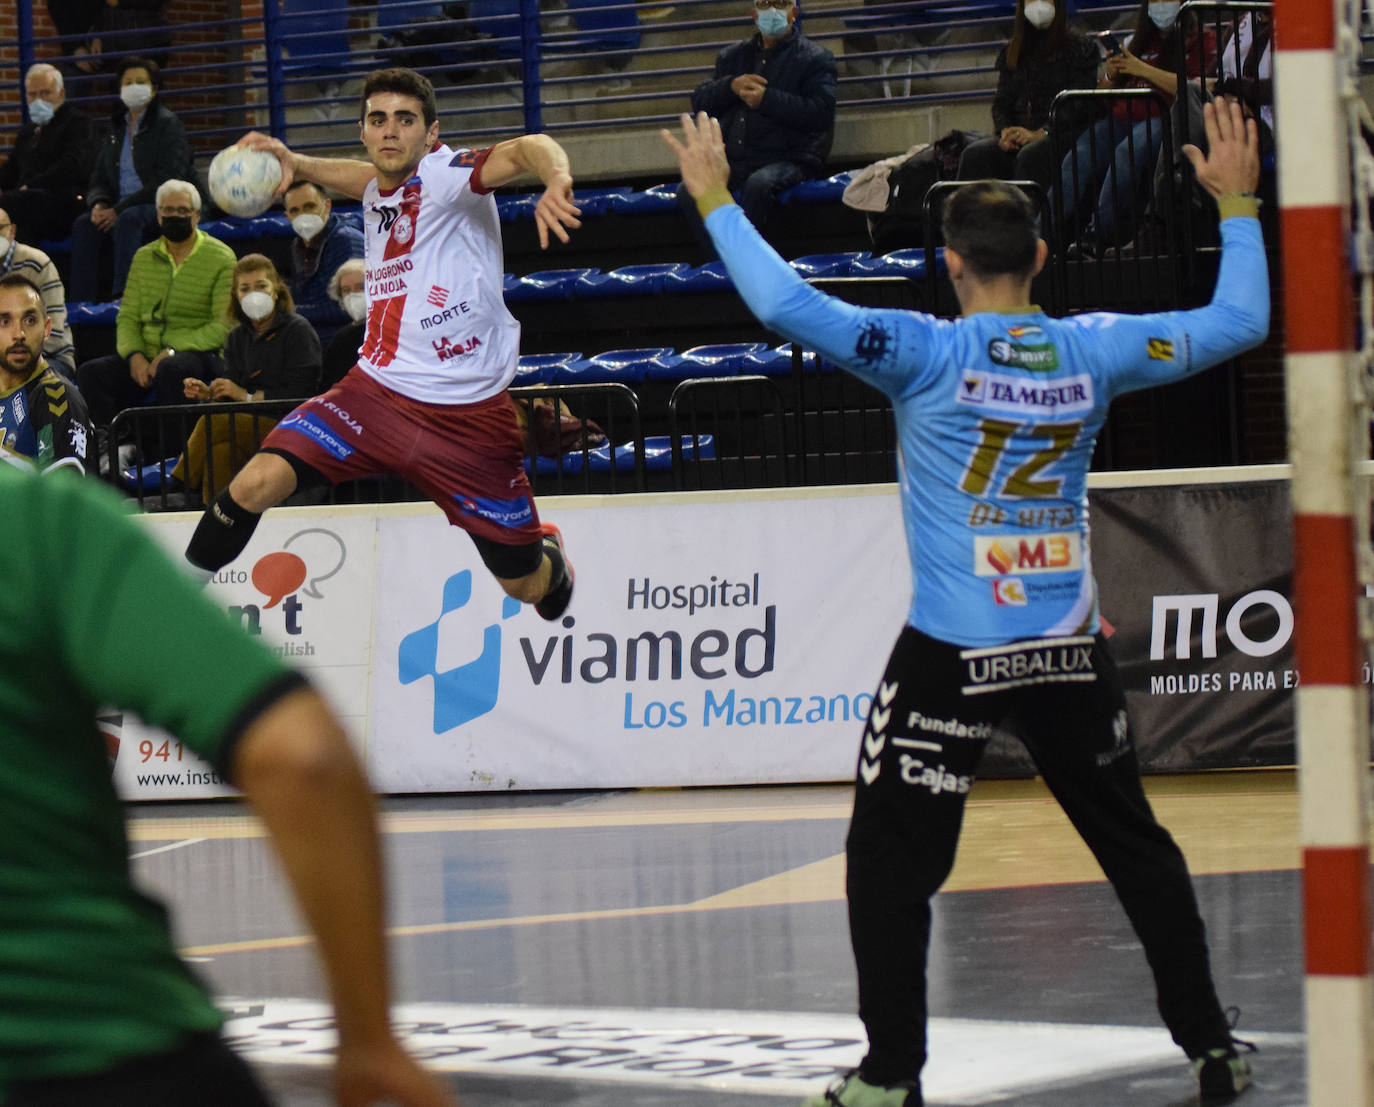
[115,230,235,360]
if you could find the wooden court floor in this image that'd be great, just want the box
[128,770,1314,1106]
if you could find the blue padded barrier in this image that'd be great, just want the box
[514,351,587,385]
[791,251,872,278]
[851,248,929,278]
[661,260,733,293]
[607,183,679,214]
[576,262,691,297]
[563,346,683,383]
[505,267,603,302]
[779,172,853,205]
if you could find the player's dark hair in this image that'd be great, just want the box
[941,181,1039,280]
[116,55,159,88]
[0,273,43,302]
[283,178,327,202]
[361,67,437,128]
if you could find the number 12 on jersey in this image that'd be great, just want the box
[960,418,1084,499]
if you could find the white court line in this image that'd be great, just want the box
[129,837,206,860]
[219,999,1306,1103]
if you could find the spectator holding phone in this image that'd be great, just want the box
[1051,0,1215,251]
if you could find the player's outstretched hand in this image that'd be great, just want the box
[660,112,729,200]
[535,171,582,250]
[236,130,298,197]
[334,1037,461,1107]
[1181,98,1259,201]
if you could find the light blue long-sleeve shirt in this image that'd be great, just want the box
[704,203,1270,646]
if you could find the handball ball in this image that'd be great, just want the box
[208,145,283,218]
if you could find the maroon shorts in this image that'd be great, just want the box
[260,367,542,546]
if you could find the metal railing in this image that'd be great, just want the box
[5,0,1135,159]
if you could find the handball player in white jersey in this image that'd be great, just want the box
[186,67,579,619]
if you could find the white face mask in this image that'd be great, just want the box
[239,290,275,322]
[1148,1,1179,28]
[291,212,326,242]
[120,82,153,111]
[27,98,54,126]
[1023,0,1054,27]
[342,291,366,322]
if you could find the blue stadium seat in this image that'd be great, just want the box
[661,261,734,293]
[851,248,928,278]
[677,342,770,377]
[645,434,715,468]
[791,251,872,278]
[607,184,679,214]
[505,268,603,302]
[497,194,541,223]
[574,187,635,217]
[747,344,825,375]
[200,217,261,242]
[121,456,181,493]
[68,301,120,323]
[576,262,691,296]
[514,351,586,384]
[565,346,683,383]
[779,172,853,205]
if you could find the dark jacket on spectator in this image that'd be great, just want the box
[0,101,95,201]
[691,28,837,175]
[990,31,1100,136]
[290,213,364,312]
[223,310,322,401]
[321,319,364,393]
[85,95,198,213]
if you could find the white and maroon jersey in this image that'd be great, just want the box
[357,143,521,404]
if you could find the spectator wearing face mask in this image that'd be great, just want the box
[0,206,78,379]
[0,64,94,246]
[320,256,365,392]
[76,179,234,451]
[1050,0,1216,251]
[676,0,836,254]
[68,55,200,302]
[174,254,321,500]
[955,0,1099,194]
[282,178,363,323]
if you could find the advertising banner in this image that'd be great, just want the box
[115,508,380,801]
[977,478,1297,775]
[117,476,1306,799]
[1094,478,1297,770]
[367,488,910,791]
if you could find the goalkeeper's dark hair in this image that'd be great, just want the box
[941,181,1040,280]
[361,67,437,128]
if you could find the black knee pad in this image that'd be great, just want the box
[186,489,262,572]
[471,532,544,579]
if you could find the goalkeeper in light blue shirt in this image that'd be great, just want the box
[664,99,1268,1107]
